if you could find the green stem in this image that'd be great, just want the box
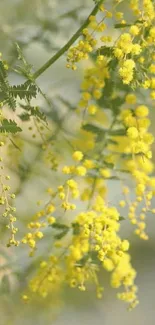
[33,0,104,80]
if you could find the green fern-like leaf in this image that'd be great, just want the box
[18,113,30,121]
[5,96,16,111]
[0,119,22,133]
[0,61,11,104]
[19,104,47,123]
[0,61,7,81]
[30,106,47,122]
[9,82,38,100]
[0,60,38,110]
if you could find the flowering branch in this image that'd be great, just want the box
[33,0,104,79]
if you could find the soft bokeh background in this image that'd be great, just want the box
[0,0,155,324]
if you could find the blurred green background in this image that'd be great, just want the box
[0,0,155,324]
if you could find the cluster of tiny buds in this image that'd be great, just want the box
[0,141,19,246]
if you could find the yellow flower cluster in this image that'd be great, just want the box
[23,255,64,301]
[79,55,109,115]
[114,32,142,84]
[21,0,155,311]
[113,1,155,87]
[67,201,138,309]
[66,3,113,70]
[66,14,104,70]
[22,151,88,255]
[22,188,59,255]
[23,198,138,309]
[119,59,136,84]
[123,105,153,158]
[112,97,155,239]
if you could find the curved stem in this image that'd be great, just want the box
[33,0,104,80]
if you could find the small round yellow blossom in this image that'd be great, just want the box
[82,28,89,36]
[72,151,83,161]
[151,78,155,89]
[93,89,102,99]
[47,216,55,225]
[100,36,112,43]
[119,200,126,207]
[130,25,139,36]
[35,231,44,239]
[89,15,96,22]
[67,179,78,189]
[28,239,36,249]
[97,23,106,32]
[149,64,155,74]
[135,105,149,117]
[142,80,151,89]
[72,189,79,199]
[22,295,29,302]
[76,166,87,176]
[62,166,71,174]
[125,94,137,104]
[106,11,112,18]
[82,92,91,101]
[88,104,98,115]
[150,91,155,99]
[47,187,53,195]
[100,168,111,178]
[96,286,104,299]
[127,127,139,139]
[121,240,130,251]
[46,204,55,214]
[136,183,145,195]
[131,44,142,55]
[83,159,95,169]
[113,48,123,59]
[116,33,132,55]
[115,11,124,20]
[40,261,48,268]
[59,192,66,200]
[138,56,145,63]
[103,259,114,272]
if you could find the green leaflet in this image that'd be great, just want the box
[9,82,38,100]
[0,61,16,110]
[119,216,125,221]
[114,23,132,29]
[19,105,47,123]
[110,129,126,136]
[103,161,114,169]
[0,58,38,110]
[54,229,69,240]
[72,222,81,235]
[82,123,126,137]
[98,46,114,57]
[18,113,30,121]
[0,119,22,134]
[50,222,70,240]
[30,106,47,123]
[78,251,98,267]
[82,123,106,135]
[51,223,69,230]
